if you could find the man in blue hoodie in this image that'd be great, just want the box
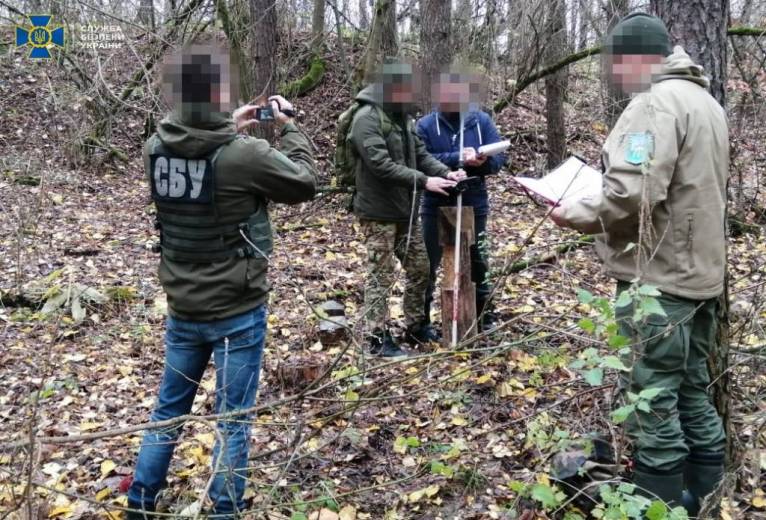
[417,69,507,330]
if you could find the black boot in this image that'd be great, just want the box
[632,464,684,508]
[682,451,725,517]
[126,502,156,520]
[368,329,407,357]
[406,322,440,344]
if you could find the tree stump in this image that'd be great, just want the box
[439,206,477,346]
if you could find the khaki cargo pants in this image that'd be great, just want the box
[359,219,429,332]
[615,282,726,472]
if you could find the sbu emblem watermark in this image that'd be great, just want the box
[15,15,65,59]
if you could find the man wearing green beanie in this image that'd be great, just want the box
[551,12,728,516]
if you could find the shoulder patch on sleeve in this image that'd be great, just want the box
[623,131,654,166]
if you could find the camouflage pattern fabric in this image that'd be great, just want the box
[359,218,429,331]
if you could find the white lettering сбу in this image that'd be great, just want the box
[154,157,207,199]
[154,157,169,196]
[168,158,187,198]
[187,160,206,199]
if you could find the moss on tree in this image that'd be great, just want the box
[282,56,326,98]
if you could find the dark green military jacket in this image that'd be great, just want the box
[349,85,449,222]
[144,110,317,321]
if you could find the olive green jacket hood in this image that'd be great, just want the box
[350,85,449,222]
[147,115,318,321]
[656,46,710,89]
[156,110,238,158]
[562,46,729,300]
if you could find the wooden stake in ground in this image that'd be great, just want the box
[439,206,477,346]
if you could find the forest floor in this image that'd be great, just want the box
[1,35,765,520]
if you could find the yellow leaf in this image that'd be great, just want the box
[95,488,111,501]
[339,505,357,520]
[496,382,514,398]
[424,484,440,497]
[451,416,467,426]
[48,505,74,518]
[79,421,102,432]
[117,366,132,377]
[194,433,215,445]
[309,509,339,520]
[536,473,551,486]
[408,488,426,503]
[752,489,766,509]
[325,251,337,261]
[475,374,493,385]
[518,354,538,372]
[186,445,209,465]
[100,459,116,479]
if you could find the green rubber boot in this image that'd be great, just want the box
[683,451,725,518]
[632,465,684,508]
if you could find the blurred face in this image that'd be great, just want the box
[387,80,415,104]
[162,44,239,117]
[435,79,470,113]
[607,54,664,94]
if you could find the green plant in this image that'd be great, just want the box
[592,483,688,520]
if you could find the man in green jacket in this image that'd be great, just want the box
[127,45,317,519]
[551,14,728,514]
[350,61,465,356]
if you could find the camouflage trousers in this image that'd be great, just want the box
[615,281,726,472]
[358,218,429,332]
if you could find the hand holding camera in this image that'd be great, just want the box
[233,95,296,132]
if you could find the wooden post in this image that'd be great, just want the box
[439,206,477,346]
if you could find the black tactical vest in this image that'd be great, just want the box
[148,139,273,263]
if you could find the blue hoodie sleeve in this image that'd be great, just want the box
[417,115,461,169]
[480,113,507,174]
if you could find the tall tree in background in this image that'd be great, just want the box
[419,0,452,111]
[250,0,279,138]
[651,0,733,458]
[651,0,730,106]
[360,0,397,86]
[577,0,591,50]
[312,0,326,48]
[603,0,630,128]
[545,0,568,168]
[139,0,156,29]
[359,0,370,29]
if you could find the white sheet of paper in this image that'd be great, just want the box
[477,140,510,157]
[513,156,602,205]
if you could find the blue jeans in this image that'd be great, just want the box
[128,305,267,517]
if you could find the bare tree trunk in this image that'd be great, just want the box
[419,0,452,111]
[482,0,499,70]
[651,0,733,459]
[139,0,156,29]
[602,0,629,128]
[577,0,590,50]
[651,0,730,106]
[312,0,326,48]
[381,0,397,55]
[545,0,568,168]
[361,0,397,86]
[359,0,370,29]
[739,0,754,24]
[250,0,279,138]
